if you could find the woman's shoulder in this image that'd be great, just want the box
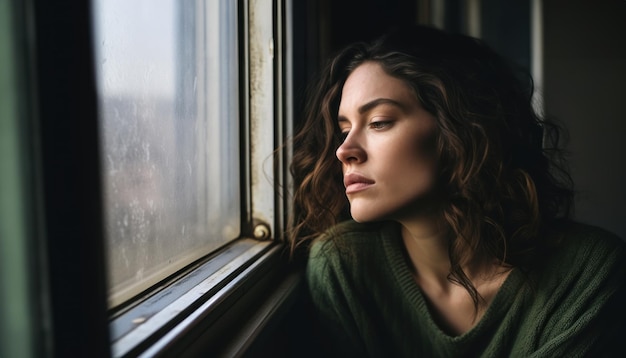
[310,220,387,253]
[307,220,395,277]
[557,221,625,259]
[514,223,626,356]
[538,221,626,285]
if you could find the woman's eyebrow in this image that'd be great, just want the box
[358,98,406,114]
[338,98,407,123]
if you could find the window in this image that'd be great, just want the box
[93,0,241,308]
[91,0,292,356]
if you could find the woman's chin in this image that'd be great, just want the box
[350,210,383,223]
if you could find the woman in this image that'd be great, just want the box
[289,25,626,357]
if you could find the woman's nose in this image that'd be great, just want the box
[336,131,365,164]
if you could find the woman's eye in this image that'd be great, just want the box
[370,121,392,130]
[340,131,349,140]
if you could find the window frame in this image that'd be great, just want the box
[105,0,297,356]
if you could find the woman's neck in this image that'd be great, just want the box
[398,217,512,335]
[398,216,504,285]
[400,221,452,286]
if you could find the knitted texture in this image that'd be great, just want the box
[307,220,626,357]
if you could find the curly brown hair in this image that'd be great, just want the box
[288,25,573,306]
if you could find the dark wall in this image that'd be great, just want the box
[325,0,417,52]
[543,0,626,239]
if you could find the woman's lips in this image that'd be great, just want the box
[344,173,375,194]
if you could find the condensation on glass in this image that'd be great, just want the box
[92,0,240,307]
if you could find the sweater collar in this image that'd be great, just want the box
[380,221,524,342]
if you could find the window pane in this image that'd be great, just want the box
[93,0,240,306]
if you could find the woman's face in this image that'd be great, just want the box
[336,61,438,223]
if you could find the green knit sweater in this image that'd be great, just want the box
[306,220,626,357]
